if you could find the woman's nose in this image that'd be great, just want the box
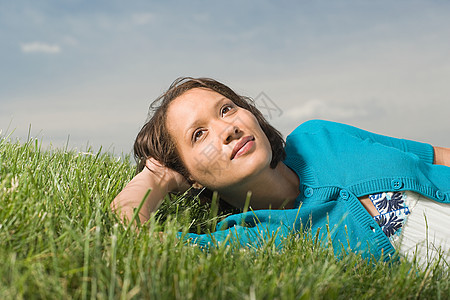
[222,124,241,144]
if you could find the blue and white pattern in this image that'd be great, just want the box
[369,192,411,244]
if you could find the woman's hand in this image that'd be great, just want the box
[145,158,190,193]
[111,158,190,224]
[434,146,450,167]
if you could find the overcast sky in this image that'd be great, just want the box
[1,0,450,158]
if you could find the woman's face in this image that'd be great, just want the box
[166,88,273,191]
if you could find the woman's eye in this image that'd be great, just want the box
[221,104,233,116]
[193,129,204,142]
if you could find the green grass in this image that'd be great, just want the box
[0,136,449,299]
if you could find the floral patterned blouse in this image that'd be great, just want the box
[369,191,412,246]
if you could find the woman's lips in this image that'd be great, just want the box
[230,136,255,160]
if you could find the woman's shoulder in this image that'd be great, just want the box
[287,119,350,137]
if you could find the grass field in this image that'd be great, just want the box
[0,136,449,299]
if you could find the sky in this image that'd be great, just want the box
[1,0,450,159]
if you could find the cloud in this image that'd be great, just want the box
[21,42,61,54]
[192,13,210,23]
[131,13,155,25]
[62,36,78,46]
[284,99,384,121]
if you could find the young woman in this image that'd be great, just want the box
[111,77,450,264]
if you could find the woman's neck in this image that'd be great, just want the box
[220,162,300,210]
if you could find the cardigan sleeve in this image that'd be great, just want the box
[292,120,435,164]
[176,210,295,250]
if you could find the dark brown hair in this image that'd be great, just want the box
[134,77,286,183]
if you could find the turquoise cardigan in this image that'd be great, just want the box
[178,120,450,261]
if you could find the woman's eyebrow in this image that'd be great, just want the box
[183,97,228,141]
